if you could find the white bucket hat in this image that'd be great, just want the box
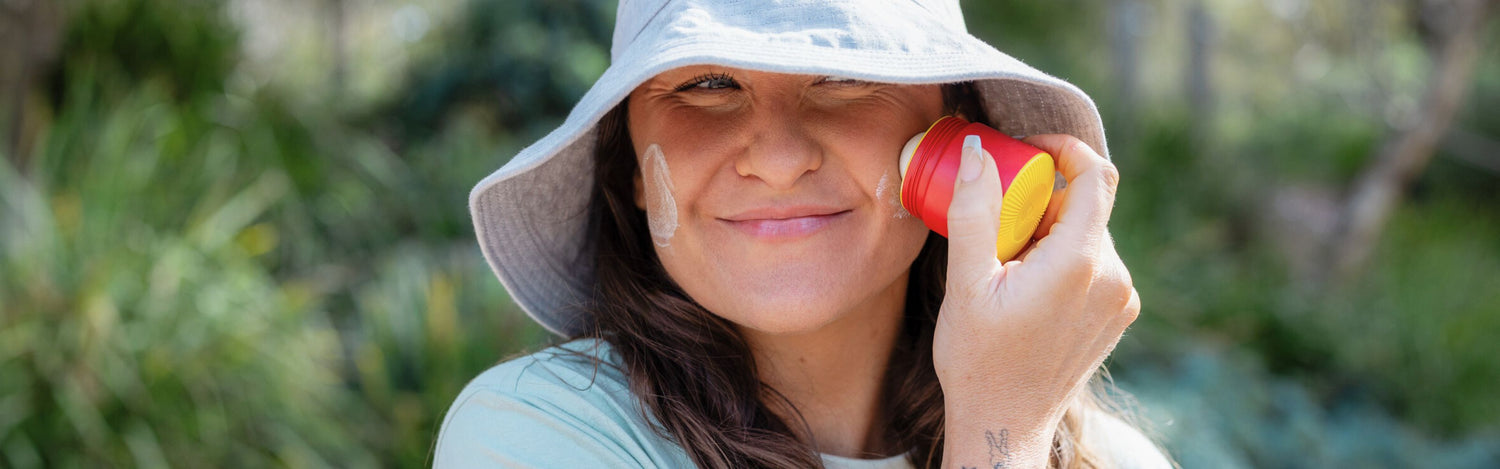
[470,0,1110,337]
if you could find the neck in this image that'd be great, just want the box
[741,272,909,459]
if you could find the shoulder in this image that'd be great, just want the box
[433,338,693,468]
[1081,410,1175,469]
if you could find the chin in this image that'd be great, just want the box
[703,276,864,335]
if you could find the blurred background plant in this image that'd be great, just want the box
[0,0,1495,467]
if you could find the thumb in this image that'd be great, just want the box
[945,134,1003,289]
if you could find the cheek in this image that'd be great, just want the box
[875,167,931,255]
[822,119,928,221]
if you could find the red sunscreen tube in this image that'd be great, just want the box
[898,116,1056,261]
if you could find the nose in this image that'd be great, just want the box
[734,103,823,191]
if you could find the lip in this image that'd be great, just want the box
[720,206,852,240]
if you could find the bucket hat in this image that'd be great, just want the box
[470,0,1110,337]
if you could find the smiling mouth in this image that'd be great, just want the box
[721,210,852,240]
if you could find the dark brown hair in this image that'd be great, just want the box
[576,82,1120,468]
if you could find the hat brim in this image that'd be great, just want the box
[471,33,1109,337]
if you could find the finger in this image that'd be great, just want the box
[1020,134,1119,260]
[945,134,1002,288]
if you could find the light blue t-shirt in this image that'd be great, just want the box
[434,339,1171,468]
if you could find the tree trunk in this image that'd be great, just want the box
[1,0,64,171]
[1185,0,1215,157]
[1109,0,1143,147]
[325,0,348,97]
[1324,0,1495,283]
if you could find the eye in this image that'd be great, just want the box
[817,76,869,86]
[675,73,740,92]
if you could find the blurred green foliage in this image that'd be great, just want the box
[53,0,238,104]
[378,0,612,142]
[3,0,551,466]
[1,0,1497,467]
[1,82,371,466]
[1100,53,1500,439]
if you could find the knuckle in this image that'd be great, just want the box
[1097,163,1121,197]
[1103,264,1135,306]
[1100,256,1132,286]
[1100,241,1134,280]
[1109,282,1135,312]
[1067,138,1093,159]
[1087,261,1137,319]
[1121,288,1142,322]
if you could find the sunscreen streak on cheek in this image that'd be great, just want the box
[644,144,679,247]
[877,170,911,219]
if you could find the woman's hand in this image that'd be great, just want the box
[932,134,1139,468]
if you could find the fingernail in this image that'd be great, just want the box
[958,134,982,182]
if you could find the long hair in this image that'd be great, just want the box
[577,82,1136,468]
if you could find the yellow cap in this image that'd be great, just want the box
[995,152,1055,261]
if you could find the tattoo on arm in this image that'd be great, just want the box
[986,429,1012,469]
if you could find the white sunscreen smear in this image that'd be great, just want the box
[643,144,678,247]
[877,170,910,219]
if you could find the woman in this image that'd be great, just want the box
[438,1,1170,468]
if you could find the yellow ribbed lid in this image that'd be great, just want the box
[995,152,1055,261]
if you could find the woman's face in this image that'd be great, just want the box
[627,66,945,334]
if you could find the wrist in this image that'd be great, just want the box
[941,386,1060,431]
[943,400,1055,439]
[940,414,1054,469]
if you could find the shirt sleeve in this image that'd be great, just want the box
[433,384,661,468]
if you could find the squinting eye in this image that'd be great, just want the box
[696,76,736,89]
[676,73,739,92]
[818,76,866,85]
